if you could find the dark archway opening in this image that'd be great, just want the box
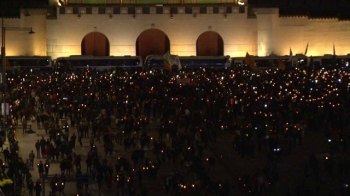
[136,29,170,60]
[81,32,110,56]
[196,31,224,56]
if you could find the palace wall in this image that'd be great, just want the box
[1,6,350,59]
[0,9,47,56]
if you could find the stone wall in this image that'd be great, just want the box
[255,8,350,56]
[1,7,350,60]
[0,9,47,56]
[46,6,254,59]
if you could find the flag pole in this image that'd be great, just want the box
[289,48,293,67]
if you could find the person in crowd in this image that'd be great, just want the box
[35,140,41,158]
[2,60,350,196]
[3,147,10,163]
[29,150,35,168]
[27,178,34,196]
[45,159,50,176]
[37,161,44,178]
[22,116,27,134]
[35,179,42,196]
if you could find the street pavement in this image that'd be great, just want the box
[5,117,233,196]
[3,117,333,196]
[7,118,167,196]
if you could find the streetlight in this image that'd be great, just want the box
[1,16,34,126]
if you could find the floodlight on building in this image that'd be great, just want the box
[238,1,245,5]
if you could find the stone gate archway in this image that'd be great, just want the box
[81,32,110,56]
[196,31,224,56]
[136,29,170,60]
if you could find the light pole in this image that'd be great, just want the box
[1,15,34,126]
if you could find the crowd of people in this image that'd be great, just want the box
[1,62,350,195]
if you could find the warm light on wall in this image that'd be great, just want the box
[29,42,37,56]
[307,50,338,57]
[167,46,196,57]
[4,48,19,56]
[225,45,256,58]
[279,47,348,57]
[297,43,346,57]
[258,42,268,56]
[5,41,34,56]
[62,46,80,55]
[20,6,350,60]
[172,51,195,56]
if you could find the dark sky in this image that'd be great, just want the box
[250,0,344,5]
[249,0,350,18]
[1,0,47,17]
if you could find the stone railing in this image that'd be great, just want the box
[66,0,238,5]
[58,5,245,15]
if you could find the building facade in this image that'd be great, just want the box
[1,0,350,59]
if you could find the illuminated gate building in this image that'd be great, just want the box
[1,0,350,59]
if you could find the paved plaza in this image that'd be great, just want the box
[8,119,163,196]
[3,117,232,196]
[1,115,335,196]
